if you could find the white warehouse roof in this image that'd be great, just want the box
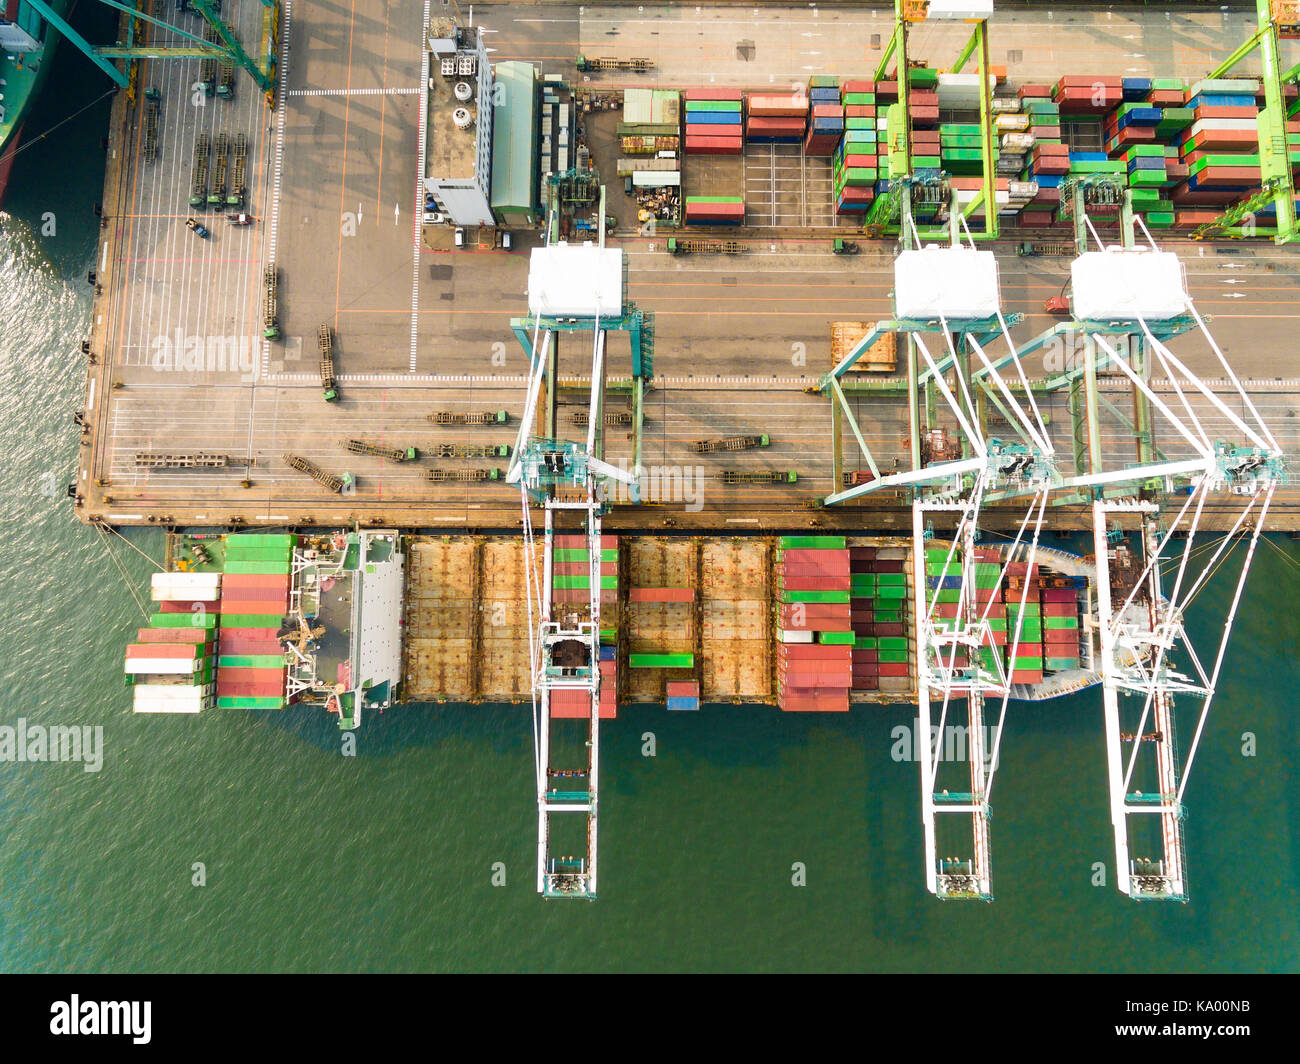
[527,244,624,318]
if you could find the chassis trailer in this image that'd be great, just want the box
[716,470,797,485]
[344,439,418,461]
[283,454,353,493]
[692,434,769,453]
[426,468,502,482]
[666,237,744,255]
[434,443,511,458]
[429,410,509,425]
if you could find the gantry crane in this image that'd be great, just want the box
[507,207,641,900]
[819,187,1058,900]
[1041,196,1285,901]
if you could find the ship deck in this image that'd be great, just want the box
[77,1,1300,533]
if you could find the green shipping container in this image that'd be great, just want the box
[629,653,695,669]
[878,637,908,651]
[220,613,286,627]
[878,650,909,664]
[782,590,851,604]
[217,696,286,710]
[150,612,218,629]
[778,535,847,549]
[1044,616,1079,630]
[818,631,856,645]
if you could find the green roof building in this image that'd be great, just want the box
[490,61,540,227]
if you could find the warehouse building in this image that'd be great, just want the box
[490,61,540,227]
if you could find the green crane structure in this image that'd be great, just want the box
[1195,0,1299,242]
[26,0,279,101]
[869,0,999,242]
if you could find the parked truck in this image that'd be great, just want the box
[692,434,769,453]
[344,439,418,461]
[318,324,339,402]
[283,454,353,493]
[426,468,502,483]
[428,410,510,425]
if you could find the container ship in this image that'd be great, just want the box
[0,0,73,201]
[122,529,1118,718]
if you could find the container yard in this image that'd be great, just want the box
[62,0,1299,903]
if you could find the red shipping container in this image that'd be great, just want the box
[628,587,694,603]
[685,87,745,101]
[159,599,219,613]
[779,697,850,712]
[780,549,850,568]
[685,135,744,155]
[746,116,807,132]
[843,105,875,118]
[553,534,618,548]
[852,677,880,690]
[777,644,852,661]
[685,200,746,219]
[841,79,875,94]
[812,103,844,117]
[136,628,210,644]
[878,663,910,677]
[840,153,877,170]
[666,681,699,697]
[874,560,906,574]
[1194,105,1258,120]
[1148,89,1185,106]
[874,622,905,637]
[910,90,939,106]
[127,643,198,659]
[874,80,899,101]
[221,574,292,589]
[218,600,288,615]
[1058,75,1122,89]
[1018,84,1052,99]
[1010,670,1043,684]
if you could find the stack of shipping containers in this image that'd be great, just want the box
[215,533,293,711]
[850,545,911,693]
[128,571,220,713]
[683,195,744,225]
[551,534,619,719]
[627,584,696,707]
[775,536,852,711]
[805,76,844,157]
[684,89,744,155]
[835,79,875,213]
[745,91,808,143]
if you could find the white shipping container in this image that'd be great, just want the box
[1001,131,1035,151]
[1187,117,1257,135]
[632,170,681,187]
[778,630,816,643]
[125,659,200,675]
[133,694,208,715]
[994,113,1030,132]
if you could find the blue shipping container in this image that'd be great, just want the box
[689,111,743,125]
[666,697,699,712]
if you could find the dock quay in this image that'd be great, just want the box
[74,2,1300,533]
